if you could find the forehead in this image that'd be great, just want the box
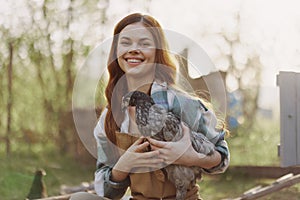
[119,22,154,40]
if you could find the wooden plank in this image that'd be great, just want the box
[240,174,300,200]
[60,182,94,194]
[242,185,263,196]
[278,71,297,167]
[228,173,300,200]
[274,173,294,184]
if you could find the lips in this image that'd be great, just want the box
[127,58,143,63]
[125,57,145,65]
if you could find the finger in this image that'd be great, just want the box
[147,137,167,148]
[141,150,160,158]
[150,144,160,151]
[132,136,146,145]
[150,146,168,158]
[135,141,150,152]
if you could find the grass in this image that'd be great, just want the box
[227,115,281,166]
[0,144,96,200]
[200,170,300,200]
[1,116,299,199]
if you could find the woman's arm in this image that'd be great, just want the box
[148,123,222,170]
[94,139,130,199]
[94,108,130,199]
[96,137,163,199]
[94,109,165,198]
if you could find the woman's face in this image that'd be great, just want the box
[116,22,156,79]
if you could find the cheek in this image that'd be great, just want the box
[117,57,126,72]
[144,48,156,61]
[116,46,126,59]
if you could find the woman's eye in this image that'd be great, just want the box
[141,43,151,47]
[120,41,130,46]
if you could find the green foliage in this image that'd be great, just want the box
[228,115,281,166]
[0,144,95,200]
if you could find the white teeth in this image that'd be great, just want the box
[127,59,142,63]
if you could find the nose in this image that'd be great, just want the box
[127,43,141,54]
[128,49,141,54]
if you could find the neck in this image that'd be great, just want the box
[126,75,154,94]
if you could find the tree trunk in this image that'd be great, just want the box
[6,42,13,157]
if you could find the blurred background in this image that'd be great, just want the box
[1,0,300,199]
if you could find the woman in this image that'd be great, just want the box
[71,13,229,200]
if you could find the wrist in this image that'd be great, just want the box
[179,148,202,167]
[196,150,222,169]
[111,167,129,182]
[104,168,130,189]
[114,153,132,173]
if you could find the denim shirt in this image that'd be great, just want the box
[93,81,230,199]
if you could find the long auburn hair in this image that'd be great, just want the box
[104,13,177,144]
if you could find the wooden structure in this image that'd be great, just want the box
[177,49,227,114]
[277,71,300,167]
[227,165,300,179]
[226,71,300,199]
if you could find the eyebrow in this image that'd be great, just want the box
[119,36,153,42]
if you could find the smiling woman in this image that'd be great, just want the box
[70,13,229,200]
[116,23,156,80]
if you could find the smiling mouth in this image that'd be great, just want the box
[126,58,144,64]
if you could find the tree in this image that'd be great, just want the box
[5,42,13,156]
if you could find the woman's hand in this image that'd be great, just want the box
[148,123,222,169]
[112,136,164,182]
[148,123,199,166]
[118,136,164,171]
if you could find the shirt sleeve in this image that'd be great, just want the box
[93,108,130,199]
[167,88,230,174]
[199,108,230,174]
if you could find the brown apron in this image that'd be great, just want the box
[115,132,202,200]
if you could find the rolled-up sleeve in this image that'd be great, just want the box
[94,165,130,199]
[93,108,130,199]
[197,108,230,174]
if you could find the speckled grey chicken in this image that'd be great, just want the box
[122,90,215,200]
